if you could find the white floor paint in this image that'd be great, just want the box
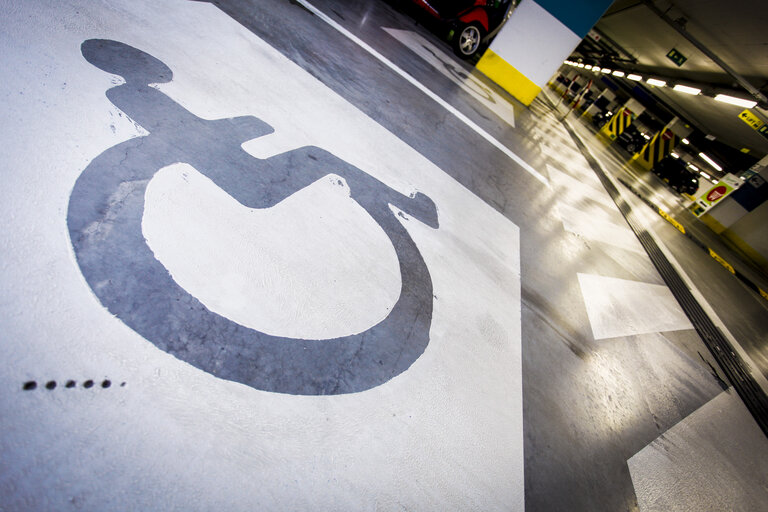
[557,102,768,396]
[383,27,517,128]
[143,164,401,339]
[557,203,646,254]
[547,164,617,210]
[0,0,524,510]
[295,0,549,186]
[577,273,694,340]
[628,389,768,512]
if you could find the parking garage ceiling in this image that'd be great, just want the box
[573,0,768,162]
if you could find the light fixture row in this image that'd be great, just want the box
[562,60,758,109]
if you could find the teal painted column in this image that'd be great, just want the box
[477,0,613,105]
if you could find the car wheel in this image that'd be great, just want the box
[453,22,483,58]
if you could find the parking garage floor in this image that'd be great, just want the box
[2,0,768,510]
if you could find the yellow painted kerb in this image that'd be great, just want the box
[476,49,541,106]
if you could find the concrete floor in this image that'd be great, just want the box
[1,0,767,510]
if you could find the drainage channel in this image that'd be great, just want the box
[557,114,768,438]
[616,177,768,304]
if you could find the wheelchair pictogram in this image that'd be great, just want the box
[68,39,439,395]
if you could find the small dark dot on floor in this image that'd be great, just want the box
[65,380,76,388]
[23,381,37,390]
[120,382,126,387]
[83,380,94,389]
[101,380,111,388]
[45,381,57,390]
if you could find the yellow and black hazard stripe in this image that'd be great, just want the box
[635,129,679,170]
[599,107,633,140]
[617,177,768,304]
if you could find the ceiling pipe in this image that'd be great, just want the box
[642,0,768,107]
[589,27,638,64]
[600,1,643,19]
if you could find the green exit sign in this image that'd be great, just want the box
[666,48,687,66]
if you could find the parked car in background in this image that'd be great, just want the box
[592,109,612,129]
[403,0,515,58]
[652,155,700,195]
[615,124,647,154]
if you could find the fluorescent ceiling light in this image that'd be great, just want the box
[584,64,593,70]
[670,152,680,159]
[714,94,757,109]
[642,133,651,140]
[627,74,642,81]
[612,70,625,77]
[673,84,701,95]
[577,63,585,68]
[647,78,667,87]
[699,171,711,180]
[699,152,723,171]
[681,138,690,144]
[601,68,612,74]
[688,164,699,171]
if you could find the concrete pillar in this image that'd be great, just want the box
[551,69,580,94]
[599,98,644,142]
[633,118,693,170]
[476,0,614,106]
[582,88,615,121]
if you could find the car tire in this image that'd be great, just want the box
[453,22,483,59]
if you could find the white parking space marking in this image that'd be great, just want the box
[383,27,516,128]
[628,390,768,511]
[1,0,524,510]
[558,204,646,254]
[547,164,616,209]
[577,273,694,340]
[540,144,602,183]
[295,0,548,186]
[559,107,768,396]
[530,122,572,141]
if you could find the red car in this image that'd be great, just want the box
[406,0,514,58]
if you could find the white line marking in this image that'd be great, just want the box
[561,113,768,395]
[295,0,549,186]
[628,390,768,511]
[383,28,516,128]
[578,273,693,340]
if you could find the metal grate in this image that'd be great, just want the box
[562,121,768,438]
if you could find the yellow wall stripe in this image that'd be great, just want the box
[476,49,542,106]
